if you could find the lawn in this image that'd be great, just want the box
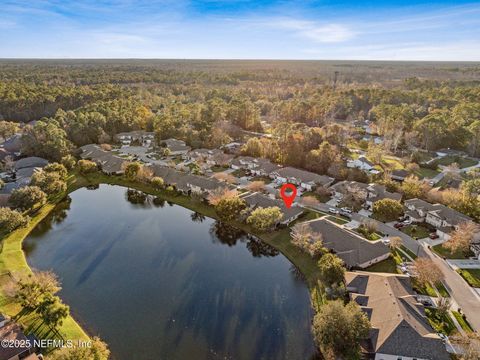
[432,244,471,259]
[326,215,349,225]
[0,200,89,348]
[435,282,450,297]
[425,308,456,335]
[457,269,480,288]
[399,245,417,260]
[451,311,474,332]
[415,167,440,179]
[401,224,431,240]
[436,155,478,169]
[413,279,438,297]
[365,257,399,273]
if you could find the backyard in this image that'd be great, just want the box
[401,224,432,239]
[436,155,478,169]
[432,244,472,259]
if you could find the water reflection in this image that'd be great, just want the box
[24,185,315,360]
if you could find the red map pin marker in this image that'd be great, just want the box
[280,183,297,208]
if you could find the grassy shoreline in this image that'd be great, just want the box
[0,170,321,348]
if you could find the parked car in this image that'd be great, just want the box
[329,208,339,215]
[429,233,439,239]
[402,219,412,225]
[340,208,352,217]
[394,222,405,229]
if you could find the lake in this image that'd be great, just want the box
[24,184,316,360]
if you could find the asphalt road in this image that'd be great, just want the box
[301,200,479,331]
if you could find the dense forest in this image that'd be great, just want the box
[1,60,480,163]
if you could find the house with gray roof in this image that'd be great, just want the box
[152,165,233,199]
[365,184,402,209]
[405,198,473,239]
[14,157,48,171]
[250,158,281,177]
[330,181,369,202]
[304,219,390,268]
[271,167,334,191]
[1,134,22,154]
[80,144,127,175]
[159,138,191,156]
[116,130,154,147]
[347,155,381,175]
[345,272,449,360]
[241,192,303,225]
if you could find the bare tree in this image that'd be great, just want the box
[212,172,237,184]
[413,258,443,286]
[246,180,266,192]
[389,236,402,250]
[443,222,480,255]
[301,195,320,207]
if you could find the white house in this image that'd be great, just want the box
[347,156,381,175]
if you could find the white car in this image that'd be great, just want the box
[329,208,339,214]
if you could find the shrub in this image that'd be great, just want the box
[0,207,29,233]
[78,159,97,174]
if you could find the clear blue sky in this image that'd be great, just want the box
[1,0,479,60]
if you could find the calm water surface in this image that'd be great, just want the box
[24,185,316,360]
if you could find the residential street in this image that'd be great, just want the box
[301,199,479,331]
[423,245,480,331]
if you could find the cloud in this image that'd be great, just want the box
[268,18,356,43]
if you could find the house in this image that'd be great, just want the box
[159,138,191,156]
[0,316,37,360]
[184,149,234,167]
[116,131,155,147]
[1,134,22,155]
[221,142,243,154]
[249,159,280,177]
[436,148,466,158]
[345,272,449,360]
[271,167,334,191]
[390,169,409,182]
[405,198,473,240]
[151,165,233,199]
[330,181,369,202]
[347,156,381,175]
[80,144,127,175]
[14,157,48,171]
[365,184,402,209]
[241,192,303,225]
[230,156,257,170]
[425,204,473,240]
[305,219,390,268]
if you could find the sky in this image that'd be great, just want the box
[1,0,480,60]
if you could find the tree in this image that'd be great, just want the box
[61,155,76,170]
[241,137,264,158]
[77,159,97,174]
[9,186,47,211]
[449,332,480,360]
[14,271,61,312]
[21,120,72,161]
[47,336,110,360]
[246,181,266,193]
[215,196,246,221]
[0,207,29,233]
[401,175,430,199]
[312,300,370,359]
[291,223,325,258]
[150,176,165,189]
[207,188,239,206]
[389,236,403,250]
[300,195,320,207]
[443,222,480,256]
[413,258,443,286]
[44,163,68,180]
[123,162,141,180]
[246,206,283,232]
[372,198,403,222]
[36,294,69,330]
[305,141,340,174]
[212,172,236,184]
[0,120,19,140]
[30,170,67,196]
[317,253,345,286]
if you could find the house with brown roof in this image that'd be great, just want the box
[0,316,36,360]
[271,167,334,191]
[345,272,449,360]
[304,219,390,268]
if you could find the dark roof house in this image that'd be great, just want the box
[345,272,449,360]
[305,219,390,268]
[242,192,303,225]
